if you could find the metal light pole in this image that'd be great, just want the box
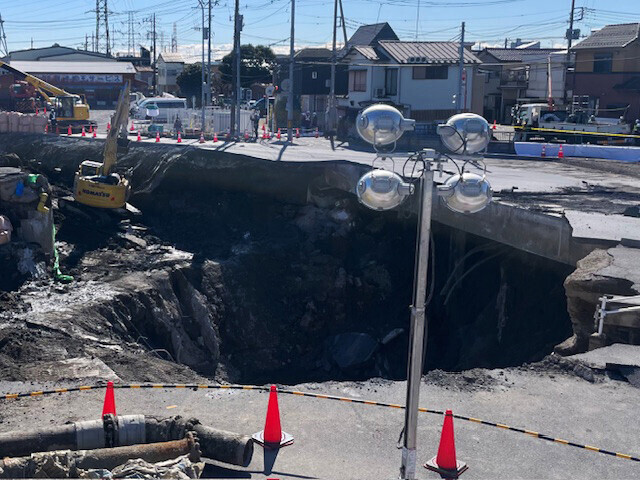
[355,105,493,480]
[400,168,433,480]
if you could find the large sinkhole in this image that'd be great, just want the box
[129,182,573,384]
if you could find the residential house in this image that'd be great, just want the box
[157,52,186,95]
[476,47,565,123]
[569,23,640,121]
[341,40,482,122]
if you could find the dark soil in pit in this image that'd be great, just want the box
[0,152,574,385]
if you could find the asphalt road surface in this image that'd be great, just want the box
[1,363,638,479]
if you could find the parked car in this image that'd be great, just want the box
[131,97,187,122]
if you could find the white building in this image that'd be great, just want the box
[340,41,483,122]
[157,53,186,95]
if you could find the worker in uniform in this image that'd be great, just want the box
[251,109,260,139]
[49,108,57,133]
[173,116,182,138]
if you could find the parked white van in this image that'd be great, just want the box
[132,97,187,122]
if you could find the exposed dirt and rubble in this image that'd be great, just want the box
[0,136,576,387]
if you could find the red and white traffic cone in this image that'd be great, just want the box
[44,124,49,134]
[92,128,97,138]
[43,106,47,115]
[130,120,135,132]
[137,132,141,142]
[276,128,281,140]
[107,122,111,133]
[244,130,249,141]
[296,128,300,139]
[315,127,319,138]
[213,132,218,142]
[81,126,86,137]
[155,131,160,143]
[252,385,294,449]
[102,381,117,417]
[35,107,39,115]
[424,410,468,478]
[492,120,497,130]
[199,132,205,144]
[558,144,564,159]
[177,131,182,143]
[67,125,72,136]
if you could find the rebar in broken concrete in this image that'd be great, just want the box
[0,433,200,478]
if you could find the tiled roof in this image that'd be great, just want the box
[572,23,640,50]
[480,48,563,62]
[347,22,398,47]
[378,41,481,64]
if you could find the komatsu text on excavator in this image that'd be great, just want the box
[73,83,131,209]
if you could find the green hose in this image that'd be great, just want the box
[52,224,73,283]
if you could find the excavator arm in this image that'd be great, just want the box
[0,61,73,99]
[103,82,130,175]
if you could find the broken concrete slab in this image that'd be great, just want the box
[21,357,120,382]
[569,343,640,370]
[565,210,640,242]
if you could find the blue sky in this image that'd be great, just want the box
[0,0,638,58]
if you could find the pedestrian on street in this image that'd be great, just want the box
[173,116,182,138]
[251,110,260,139]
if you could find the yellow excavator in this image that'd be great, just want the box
[0,61,95,130]
[73,82,131,209]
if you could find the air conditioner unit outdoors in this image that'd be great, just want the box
[375,88,385,98]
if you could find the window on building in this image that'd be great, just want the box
[593,53,613,73]
[385,68,398,95]
[311,71,318,79]
[412,66,448,80]
[349,70,367,92]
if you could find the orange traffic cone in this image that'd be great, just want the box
[213,132,218,142]
[155,131,160,143]
[424,410,468,478]
[541,144,546,158]
[81,126,86,137]
[252,385,294,449]
[177,132,182,143]
[137,132,141,142]
[130,121,135,132]
[315,127,319,138]
[101,381,117,416]
[199,132,205,143]
[296,128,300,139]
[67,125,72,136]
[558,144,564,159]
[276,128,281,140]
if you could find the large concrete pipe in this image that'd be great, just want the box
[0,415,253,467]
[0,433,200,478]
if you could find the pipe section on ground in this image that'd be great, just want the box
[0,415,253,467]
[0,433,200,478]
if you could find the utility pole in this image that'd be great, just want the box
[0,14,8,58]
[457,21,465,113]
[104,0,110,56]
[152,14,157,96]
[207,0,212,107]
[231,0,242,136]
[564,0,576,105]
[287,0,295,142]
[95,0,100,52]
[85,34,88,51]
[329,0,338,138]
[415,0,420,40]
[199,1,205,129]
[338,0,348,45]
